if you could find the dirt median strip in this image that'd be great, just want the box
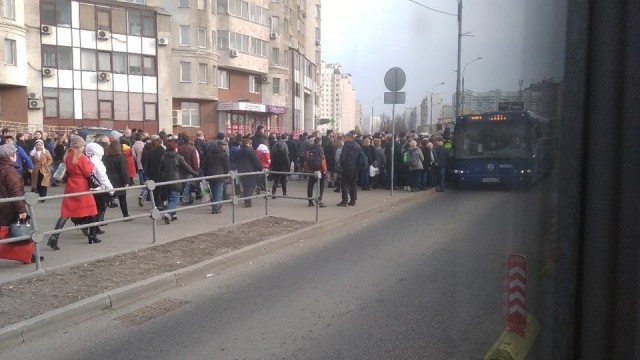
[0,216,313,330]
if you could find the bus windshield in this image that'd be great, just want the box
[456,122,531,159]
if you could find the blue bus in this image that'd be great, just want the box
[451,110,553,186]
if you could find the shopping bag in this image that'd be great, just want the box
[369,165,380,177]
[199,180,211,203]
[10,219,32,239]
[53,162,67,182]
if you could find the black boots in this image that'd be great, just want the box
[88,225,102,244]
[47,217,67,251]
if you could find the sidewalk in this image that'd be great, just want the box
[0,179,426,283]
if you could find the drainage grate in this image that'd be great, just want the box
[114,298,190,326]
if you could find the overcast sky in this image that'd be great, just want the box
[320,0,567,115]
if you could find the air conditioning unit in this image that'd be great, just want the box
[315,40,320,46]
[42,67,56,77]
[230,49,239,57]
[270,32,277,40]
[172,110,182,126]
[28,99,42,109]
[41,25,52,34]
[98,72,111,81]
[28,92,40,100]
[158,37,169,46]
[261,76,269,83]
[97,30,110,40]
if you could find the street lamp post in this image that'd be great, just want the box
[461,56,482,115]
[371,97,379,134]
[430,82,445,132]
[456,0,463,117]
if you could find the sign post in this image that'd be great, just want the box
[383,67,406,196]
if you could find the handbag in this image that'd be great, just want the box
[88,173,101,188]
[53,162,67,182]
[10,218,32,239]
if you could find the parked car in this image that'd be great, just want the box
[76,127,122,143]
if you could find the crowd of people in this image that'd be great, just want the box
[0,125,453,259]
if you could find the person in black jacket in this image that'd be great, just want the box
[305,137,327,208]
[102,141,130,218]
[159,141,198,223]
[286,133,299,173]
[270,134,290,198]
[433,140,449,192]
[338,132,361,207]
[201,141,230,214]
[234,138,262,208]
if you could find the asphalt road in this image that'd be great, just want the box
[3,180,554,359]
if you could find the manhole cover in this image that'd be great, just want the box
[114,298,190,326]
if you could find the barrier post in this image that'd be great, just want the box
[507,254,528,336]
[145,180,159,244]
[315,171,320,223]
[230,171,237,224]
[25,192,41,270]
[263,169,269,216]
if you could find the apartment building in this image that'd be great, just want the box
[0,0,320,137]
[318,62,355,134]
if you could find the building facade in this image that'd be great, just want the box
[318,61,355,134]
[0,0,320,137]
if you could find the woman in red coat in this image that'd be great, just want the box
[46,135,99,250]
[122,144,137,185]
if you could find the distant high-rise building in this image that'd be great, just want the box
[319,62,356,133]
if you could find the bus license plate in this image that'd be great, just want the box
[482,177,500,183]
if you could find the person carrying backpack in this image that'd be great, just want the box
[305,137,327,208]
[270,135,290,198]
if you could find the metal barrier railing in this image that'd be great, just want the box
[1,169,323,271]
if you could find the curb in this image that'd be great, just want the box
[483,314,541,360]
[0,190,430,350]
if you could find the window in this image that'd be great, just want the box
[273,78,280,94]
[249,76,260,94]
[4,39,16,65]
[198,63,207,84]
[98,51,111,72]
[96,8,110,31]
[129,54,142,75]
[141,12,155,37]
[217,30,229,49]
[127,10,142,36]
[80,49,96,71]
[143,56,155,76]
[284,50,289,67]
[43,88,74,119]
[270,16,279,33]
[218,69,229,89]
[79,3,95,30]
[217,0,227,13]
[197,28,207,48]
[180,61,191,82]
[271,48,279,65]
[250,37,267,57]
[229,32,249,52]
[178,0,189,8]
[212,66,217,85]
[41,2,55,25]
[181,102,200,127]
[111,8,126,34]
[123,0,145,4]
[180,25,190,46]
[144,103,156,121]
[197,0,206,10]
[250,4,268,25]
[56,0,71,26]
[113,53,127,74]
[58,46,72,69]
[42,46,56,68]
[3,0,15,19]
[211,30,216,50]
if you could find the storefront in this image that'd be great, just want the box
[217,102,289,135]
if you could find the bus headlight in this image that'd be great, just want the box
[520,170,525,174]
[526,169,532,174]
